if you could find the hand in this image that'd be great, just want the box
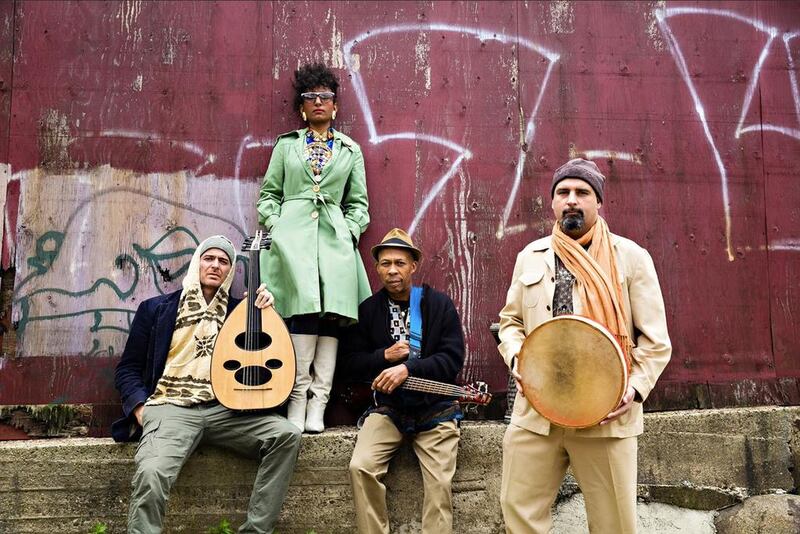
[372,364,409,394]
[244,283,275,309]
[133,404,144,426]
[384,341,410,363]
[600,385,637,425]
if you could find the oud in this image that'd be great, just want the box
[211,231,296,410]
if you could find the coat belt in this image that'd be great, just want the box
[282,192,348,240]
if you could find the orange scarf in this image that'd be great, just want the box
[551,216,632,370]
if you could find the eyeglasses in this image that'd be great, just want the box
[301,92,335,102]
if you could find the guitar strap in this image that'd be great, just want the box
[408,286,423,360]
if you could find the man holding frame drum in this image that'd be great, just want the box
[497,158,672,533]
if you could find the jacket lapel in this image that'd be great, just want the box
[543,246,556,311]
[291,129,316,181]
[319,132,342,182]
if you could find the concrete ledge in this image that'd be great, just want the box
[1,408,799,533]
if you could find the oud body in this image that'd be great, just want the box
[211,232,296,410]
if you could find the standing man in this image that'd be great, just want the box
[342,228,465,534]
[113,235,301,534]
[498,159,672,533]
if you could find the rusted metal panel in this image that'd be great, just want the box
[0,2,798,429]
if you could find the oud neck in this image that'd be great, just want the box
[246,247,261,331]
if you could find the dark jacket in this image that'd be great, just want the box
[341,285,465,409]
[111,290,240,442]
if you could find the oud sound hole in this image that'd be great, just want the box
[234,366,272,386]
[222,359,285,386]
[234,331,272,351]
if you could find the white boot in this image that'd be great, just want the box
[288,334,317,431]
[305,336,338,433]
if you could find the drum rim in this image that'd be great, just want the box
[518,314,628,429]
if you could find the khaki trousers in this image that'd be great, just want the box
[128,403,301,534]
[500,424,637,534]
[348,413,460,534]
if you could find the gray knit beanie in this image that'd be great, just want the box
[551,158,605,202]
[197,235,237,263]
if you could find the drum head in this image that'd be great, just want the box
[518,315,627,428]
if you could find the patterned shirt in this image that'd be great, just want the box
[305,128,334,180]
[553,255,576,316]
[388,299,410,342]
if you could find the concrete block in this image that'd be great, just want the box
[0,424,507,534]
[639,407,797,498]
[2,407,800,532]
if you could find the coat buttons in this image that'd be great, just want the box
[311,211,319,220]
[312,184,320,192]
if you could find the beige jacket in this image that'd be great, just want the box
[498,233,671,438]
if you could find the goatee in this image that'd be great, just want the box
[560,210,585,233]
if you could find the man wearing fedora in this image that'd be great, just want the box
[497,158,671,533]
[342,228,465,534]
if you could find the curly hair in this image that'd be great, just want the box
[292,63,340,110]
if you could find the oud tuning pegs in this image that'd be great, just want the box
[241,238,254,251]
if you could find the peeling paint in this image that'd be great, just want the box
[116,0,142,36]
[569,146,643,164]
[349,52,361,73]
[548,0,575,34]
[37,109,74,171]
[162,27,176,65]
[322,13,345,69]
[646,1,667,51]
[414,32,432,91]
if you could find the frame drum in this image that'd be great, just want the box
[517,315,627,428]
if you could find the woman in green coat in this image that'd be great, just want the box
[257,63,371,433]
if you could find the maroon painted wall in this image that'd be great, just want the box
[1,1,799,430]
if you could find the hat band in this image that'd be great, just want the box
[380,237,413,248]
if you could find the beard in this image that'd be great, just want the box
[560,210,585,234]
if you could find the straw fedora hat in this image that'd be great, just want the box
[370,228,422,261]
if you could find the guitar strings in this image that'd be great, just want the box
[403,376,464,397]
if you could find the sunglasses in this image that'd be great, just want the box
[301,91,335,102]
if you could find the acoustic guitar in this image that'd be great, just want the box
[211,231,296,410]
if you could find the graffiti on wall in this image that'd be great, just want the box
[11,168,257,357]
[2,2,798,370]
[657,6,800,260]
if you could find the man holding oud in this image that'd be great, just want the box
[342,228,465,534]
[112,235,301,534]
[498,159,672,533]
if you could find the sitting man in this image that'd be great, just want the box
[342,228,465,534]
[112,235,301,534]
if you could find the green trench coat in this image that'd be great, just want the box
[257,128,371,323]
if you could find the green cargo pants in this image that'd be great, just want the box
[128,402,301,534]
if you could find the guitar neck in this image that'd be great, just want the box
[400,376,466,398]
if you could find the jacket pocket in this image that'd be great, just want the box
[520,269,545,307]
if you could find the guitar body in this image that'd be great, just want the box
[210,231,296,410]
[211,300,296,410]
